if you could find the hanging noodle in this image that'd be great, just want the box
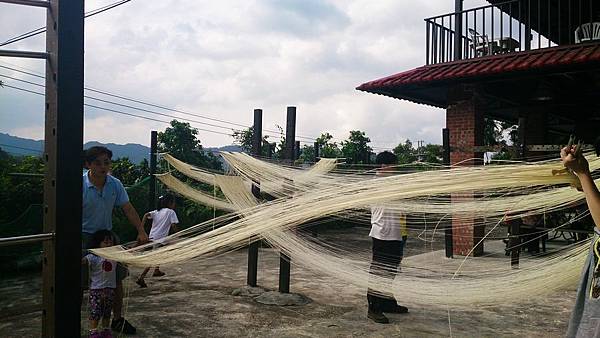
[92,152,600,306]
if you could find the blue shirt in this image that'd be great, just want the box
[82,172,129,234]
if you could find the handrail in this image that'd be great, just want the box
[424,0,518,21]
[0,0,50,8]
[0,232,54,247]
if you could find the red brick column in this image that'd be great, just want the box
[447,99,485,256]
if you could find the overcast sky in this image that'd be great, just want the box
[0,0,487,151]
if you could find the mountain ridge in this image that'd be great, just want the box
[0,133,242,163]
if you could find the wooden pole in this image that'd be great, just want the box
[42,0,84,336]
[149,131,157,210]
[279,106,296,293]
[510,117,528,268]
[247,109,262,287]
[442,128,453,258]
[285,107,296,165]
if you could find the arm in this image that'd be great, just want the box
[576,171,600,229]
[561,146,600,229]
[170,223,179,234]
[141,212,151,230]
[121,202,149,243]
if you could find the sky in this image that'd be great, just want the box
[0,0,487,151]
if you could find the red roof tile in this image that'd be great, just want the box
[357,43,600,107]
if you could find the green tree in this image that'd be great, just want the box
[111,157,150,186]
[316,132,341,158]
[298,144,315,163]
[341,130,372,164]
[0,154,44,223]
[158,120,222,170]
[484,118,519,161]
[393,139,416,164]
[420,144,444,164]
[232,126,271,156]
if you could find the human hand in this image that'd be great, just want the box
[137,231,149,245]
[561,137,589,175]
[402,235,408,243]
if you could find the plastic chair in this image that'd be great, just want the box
[575,22,600,43]
[468,28,498,57]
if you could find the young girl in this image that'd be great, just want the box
[136,194,179,288]
[82,230,117,338]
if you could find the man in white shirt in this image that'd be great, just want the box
[367,151,409,324]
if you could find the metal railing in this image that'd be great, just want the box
[0,232,54,247]
[425,0,599,65]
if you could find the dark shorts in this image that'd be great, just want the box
[82,231,128,288]
[89,288,115,321]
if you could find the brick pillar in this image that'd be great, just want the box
[446,99,485,256]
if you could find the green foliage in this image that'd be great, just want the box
[298,144,316,163]
[158,120,222,171]
[0,155,44,224]
[272,125,287,160]
[232,127,254,153]
[393,139,416,164]
[111,157,149,186]
[232,126,272,157]
[420,144,444,164]
[341,130,372,164]
[393,139,443,164]
[316,132,341,158]
[484,118,519,161]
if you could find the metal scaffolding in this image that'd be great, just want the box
[0,0,84,336]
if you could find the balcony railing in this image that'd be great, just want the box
[425,0,599,65]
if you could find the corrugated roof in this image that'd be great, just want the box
[356,43,600,108]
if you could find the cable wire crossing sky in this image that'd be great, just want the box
[0,0,487,149]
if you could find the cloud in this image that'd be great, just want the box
[1,0,457,150]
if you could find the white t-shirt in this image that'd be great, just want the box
[85,254,116,290]
[148,208,179,243]
[369,205,406,241]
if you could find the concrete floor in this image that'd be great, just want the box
[0,227,578,338]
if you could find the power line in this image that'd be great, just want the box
[0,0,133,47]
[0,75,290,140]
[2,83,234,137]
[0,64,43,79]
[0,74,242,132]
[0,143,42,153]
[0,64,327,142]
[0,64,394,150]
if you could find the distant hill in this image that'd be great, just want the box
[0,133,244,164]
[207,145,244,153]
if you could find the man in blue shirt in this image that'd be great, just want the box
[82,146,149,335]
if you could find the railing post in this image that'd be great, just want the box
[525,0,531,50]
[42,0,84,336]
[247,108,262,287]
[454,0,463,61]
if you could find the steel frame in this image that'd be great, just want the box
[0,0,84,336]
